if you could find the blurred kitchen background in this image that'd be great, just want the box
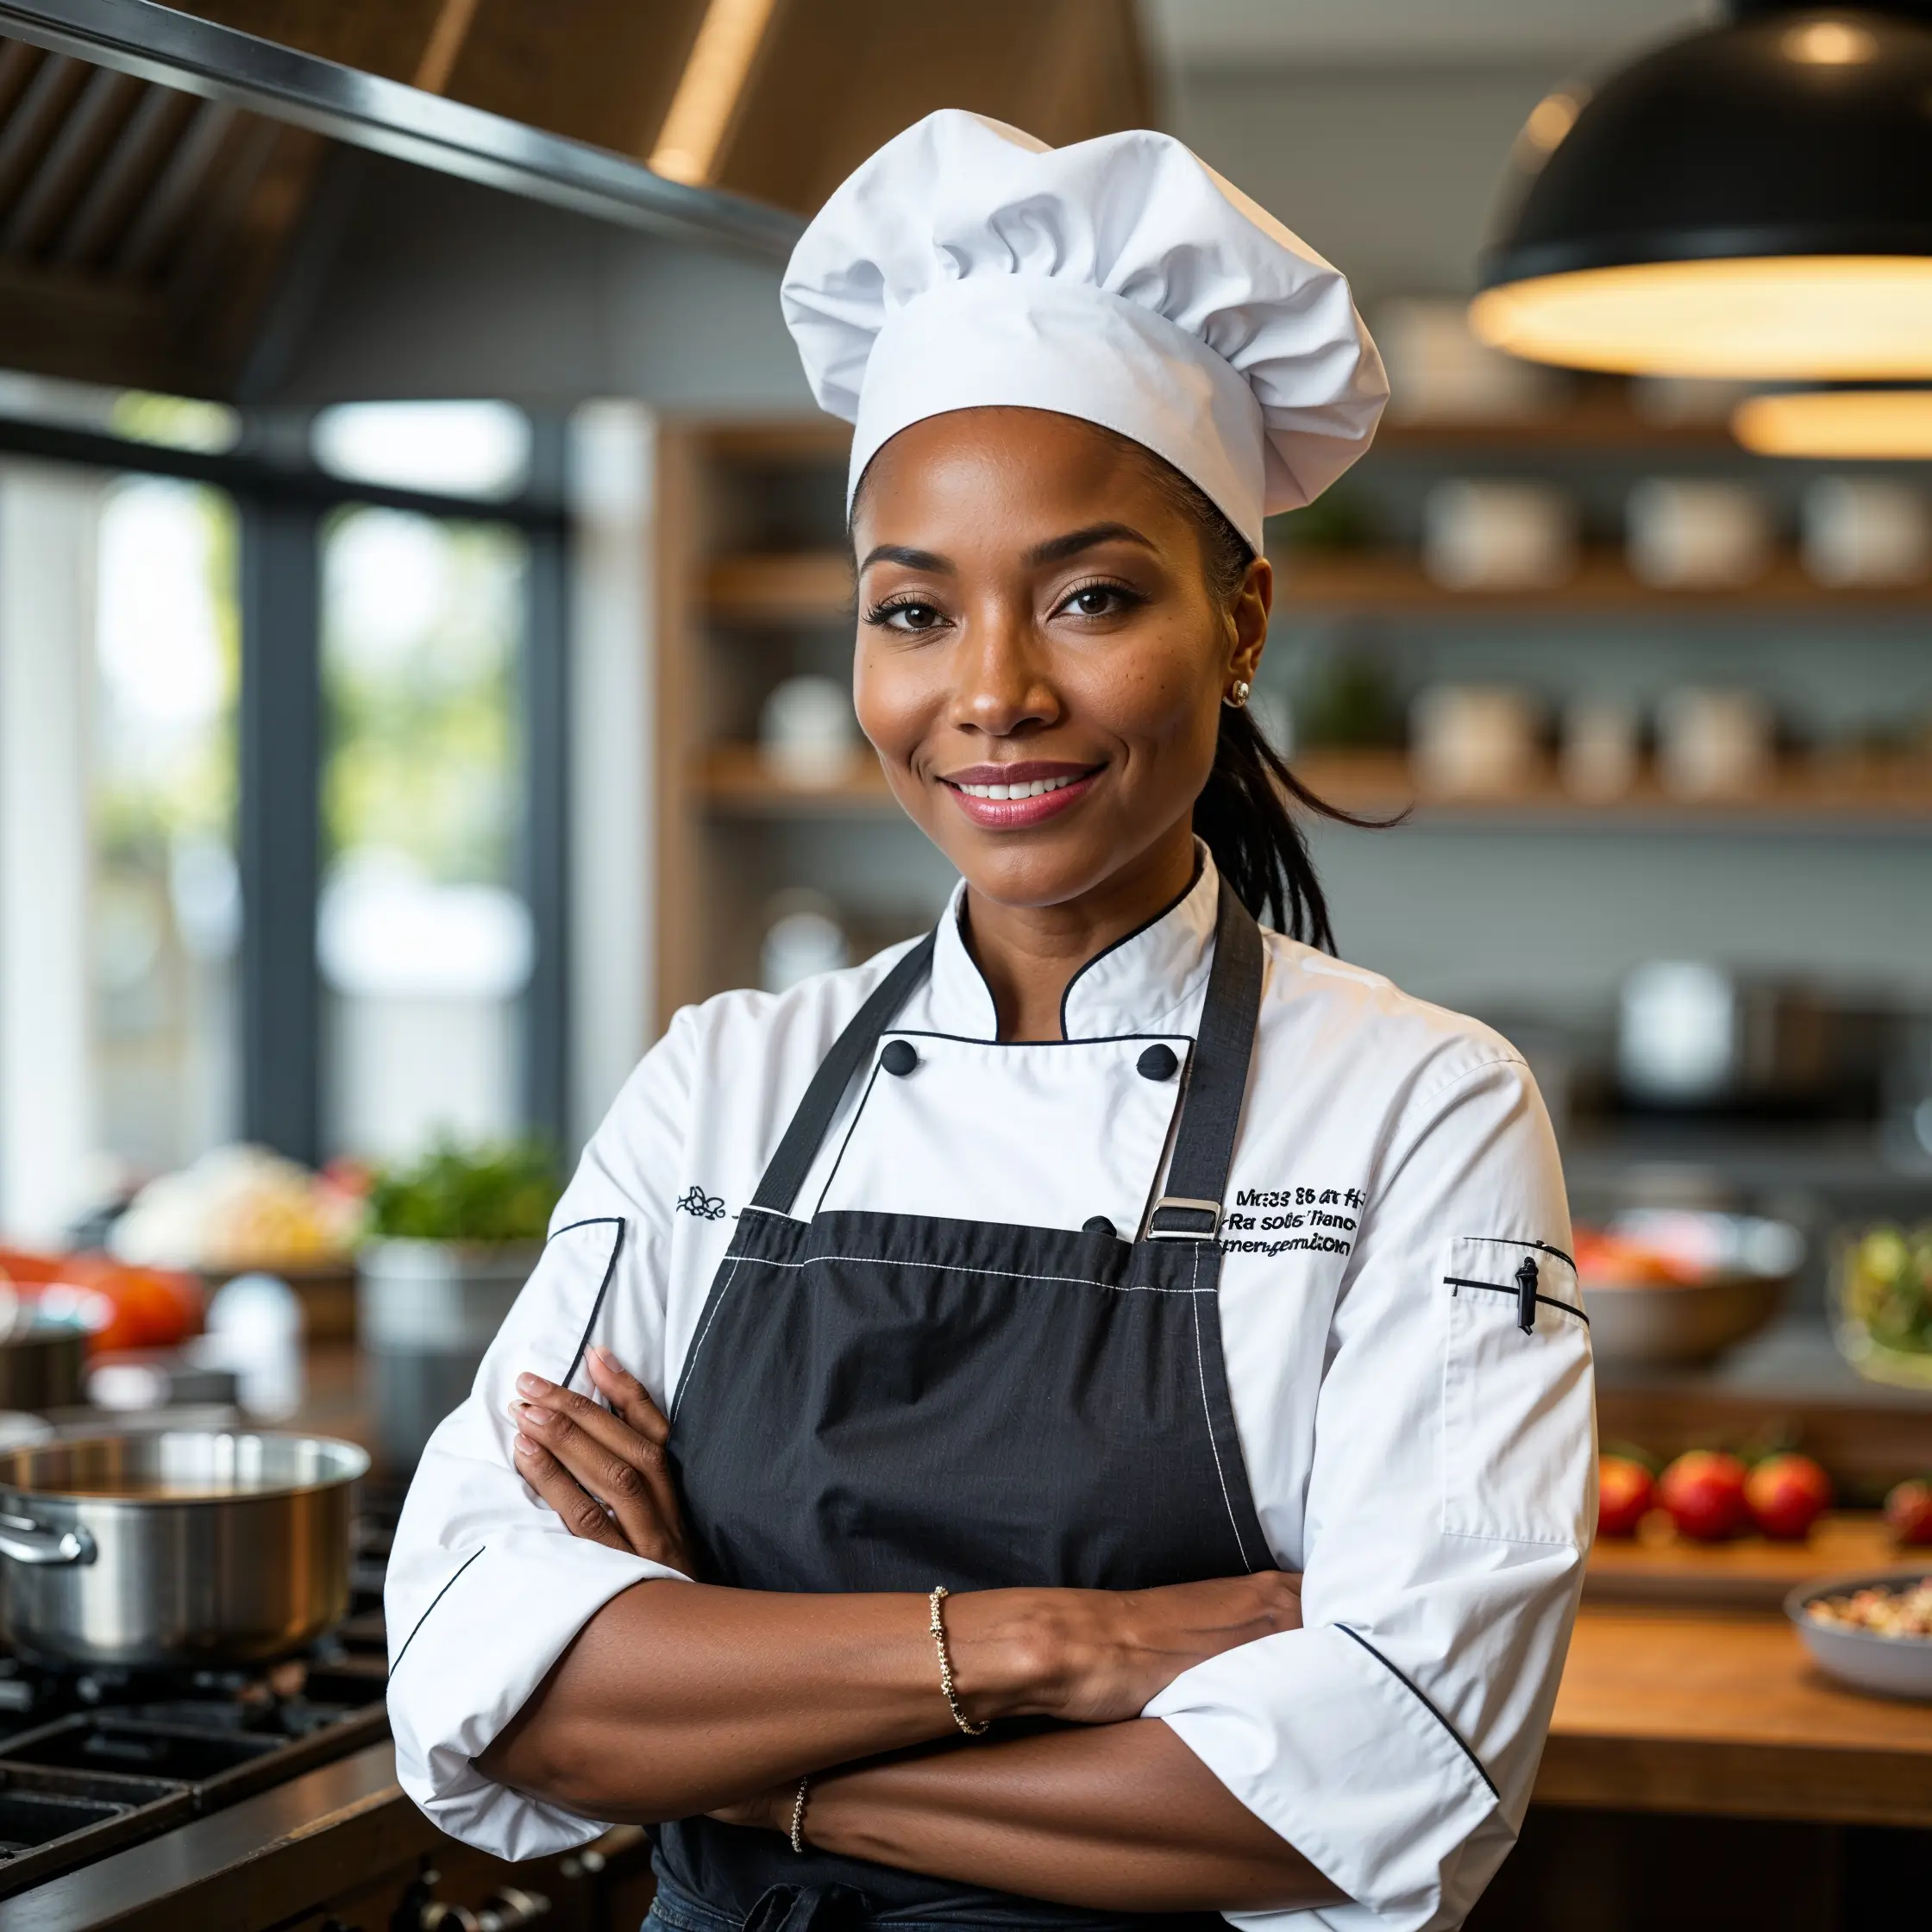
[0,2,1927,1525]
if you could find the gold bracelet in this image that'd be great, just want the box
[928,1584,988,1737]
[788,1776,810,1854]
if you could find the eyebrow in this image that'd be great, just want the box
[858,543,952,574]
[858,523,1157,577]
[1025,523,1157,568]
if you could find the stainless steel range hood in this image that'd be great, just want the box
[0,0,806,403]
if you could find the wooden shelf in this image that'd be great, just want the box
[707,551,853,625]
[698,744,1932,829]
[700,743,894,813]
[704,546,1932,626]
[1373,396,1738,455]
[699,420,850,467]
[686,397,1741,469]
[1275,549,1932,618]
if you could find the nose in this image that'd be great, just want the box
[954,600,1059,739]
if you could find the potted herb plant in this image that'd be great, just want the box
[356,1139,562,1470]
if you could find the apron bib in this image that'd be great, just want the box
[656,886,1270,1932]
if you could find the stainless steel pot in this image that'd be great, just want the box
[0,1431,368,1669]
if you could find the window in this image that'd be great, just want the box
[0,392,561,1241]
[320,505,531,1160]
[0,465,239,1240]
[93,479,242,1178]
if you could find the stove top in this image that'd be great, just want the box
[0,1485,396,1899]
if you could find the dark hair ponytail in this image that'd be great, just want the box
[1198,704,1361,953]
[1126,440,1383,954]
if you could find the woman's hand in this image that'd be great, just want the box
[949,1571,1303,1726]
[509,1346,699,1578]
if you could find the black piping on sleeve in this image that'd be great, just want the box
[391,1546,486,1677]
[557,1217,627,1388]
[1334,1622,1499,1800]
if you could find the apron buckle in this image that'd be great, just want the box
[1147,1194,1222,1239]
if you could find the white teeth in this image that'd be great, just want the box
[957,775,1079,800]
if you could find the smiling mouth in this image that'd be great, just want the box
[937,762,1103,828]
[954,774,1082,800]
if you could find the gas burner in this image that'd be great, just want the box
[0,1505,394,1898]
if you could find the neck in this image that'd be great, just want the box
[963,822,1200,1042]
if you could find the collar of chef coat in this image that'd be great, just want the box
[924,840,1221,1041]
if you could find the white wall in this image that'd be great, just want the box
[1165,60,1571,301]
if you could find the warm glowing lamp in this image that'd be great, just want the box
[1733,386,1932,455]
[1471,3,1932,379]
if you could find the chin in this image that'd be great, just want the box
[946,838,1120,912]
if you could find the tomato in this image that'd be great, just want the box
[1596,1456,1654,1538]
[1744,1452,1832,1540]
[1885,1477,1932,1546]
[1658,1450,1750,1540]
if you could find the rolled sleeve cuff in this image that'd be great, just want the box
[1144,1624,1500,1931]
[387,1529,687,1860]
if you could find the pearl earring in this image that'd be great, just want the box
[1225,679,1251,709]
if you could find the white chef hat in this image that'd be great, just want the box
[781,110,1388,553]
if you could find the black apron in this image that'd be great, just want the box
[655,885,1270,1932]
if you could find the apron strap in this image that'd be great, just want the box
[749,932,938,1216]
[1145,883,1264,1242]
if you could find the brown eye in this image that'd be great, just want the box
[869,599,944,633]
[1057,582,1138,619]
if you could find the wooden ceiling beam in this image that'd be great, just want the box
[2,62,134,254]
[53,77,185,267]
[709,0,1153,215]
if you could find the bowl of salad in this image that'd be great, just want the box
[1835,1224,1932,1390]
[1787,1571,1932,1701]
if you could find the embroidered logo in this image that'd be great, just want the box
[1220,1182,1363,1258]
[675,1185,726,1221]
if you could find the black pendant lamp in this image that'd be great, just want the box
[1471,3,1932,379]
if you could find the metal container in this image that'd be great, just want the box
[0,1314,90,1414]
[1580,1211,1802,1371]
[357,1239,540,1470]
[0,1432,367,1669]
[1617,963,1894,1117]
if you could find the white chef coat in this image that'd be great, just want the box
[386,849,1595,1931]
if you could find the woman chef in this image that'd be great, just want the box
[386,111,1595,1932]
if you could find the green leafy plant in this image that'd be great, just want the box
[365,1138,562,1245]
[1835,1223,1932,1390]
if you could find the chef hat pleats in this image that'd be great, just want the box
[781,111,1389,552]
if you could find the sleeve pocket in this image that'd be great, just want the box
[1440,1234,1594,1546]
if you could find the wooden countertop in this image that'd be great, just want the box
[1542,1606,1932,1826]
[1542,1515,1932,1826]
